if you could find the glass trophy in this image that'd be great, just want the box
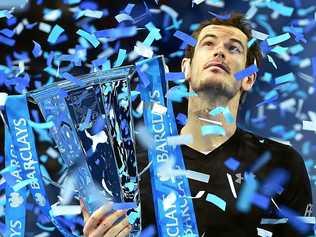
[30,65,141,235]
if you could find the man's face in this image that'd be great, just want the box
[185,24,249,99]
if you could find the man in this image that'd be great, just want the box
[81,13,313,236]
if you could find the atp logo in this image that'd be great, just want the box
[8,192,24,208]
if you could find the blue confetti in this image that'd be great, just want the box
[266,1,294,17]
[0,35,15,46]
[208,11,231,20]
[165,72,185,81]
[113,49,127,67]
[47,24,65,44]
[143,22,162,47]
[224,157,240,171]
[176,113,188,126]
[76,29,100,48]
[267,33,291,46]
[278,206,311,234]
[206,193,226,211]
[95,26,137,40]
[252,193,270,210]
[173,30,197,47]
[236,173,258,213]
[234,64,258,81]
[0,28,15,38]
[274,73,295,85]
[28,119,54,129]
[201,124,225,136]
[32,40,42,58]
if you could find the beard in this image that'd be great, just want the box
[190,75,240,100]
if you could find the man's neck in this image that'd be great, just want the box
[180,91,241,154]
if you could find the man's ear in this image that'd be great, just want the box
[181,58,191,81]
[241,72,257,92]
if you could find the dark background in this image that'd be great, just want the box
[0,0,315,236]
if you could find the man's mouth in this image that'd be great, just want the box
[203,61,230,74]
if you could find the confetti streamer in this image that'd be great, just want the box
[267,33,291,46]
[278,206,311,234]
[76,9,103,19]
[186,170,210,183]
[51,205,81,217]
[257,228,272,237]
[251,30,269,40]
[115,13,134,23]
[224,157,240,171]
[267,55,277,69]
[95,26,137,39]
[249,152,271,173]
[236,173,258,213]
[176,113,187,125]
[134,41,154,58]
[76,29,100,48]
[206,193,226,211]
[274,73,295,85]
[209,106,234,124]
[227,173,237,198]
[302,120,316,132]
[165,72,185,81]
[47,24,64,44]
[113,49,127,67]
[173,30,197,47]
[266,1,294,17]
[0,35,15,46]
[167,134,193,146]
[234,64,258,81]
[0,28,15,38]
[143,22,162,47]
[201,124,225,136]
[252,193,270,210]
[187,190,205,199]
[271,45,288,55]
[208,11,231,20]
[32,40,42,58]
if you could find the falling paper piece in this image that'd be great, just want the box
[266,1,294,17]
[236,173,258,213]
[28,120,54,129]
[185,170,210,183]
[173,30,197,47]
[266,33,291,46]
[208,11,231,20]
[167,134,193,146]
[227,173,237,198]
[201,125,225,136]
[206,193,226,211]
[76,29,100,48]
[51,205,81,217]
[257,228,273,237]
[32,40,42,58]
[274,73,295,85]
[234,64,258,81]
[113,49,127,67]
[47,24,64,44]
[224,157,240,171]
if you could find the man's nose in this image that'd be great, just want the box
[213,50,225,60]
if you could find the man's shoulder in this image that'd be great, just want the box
[238,127,304,166]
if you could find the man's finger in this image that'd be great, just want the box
[83,202,113,236]
[116,221,132,237]
[92,210,126,237]
[103,215,130,237]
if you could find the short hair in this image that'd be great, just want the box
[184,12,263,103]
[184,12,263,68]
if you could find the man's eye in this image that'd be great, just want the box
[229,46,241,53]
[204,41,213,46]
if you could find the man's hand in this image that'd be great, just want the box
[80,199,132,237]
